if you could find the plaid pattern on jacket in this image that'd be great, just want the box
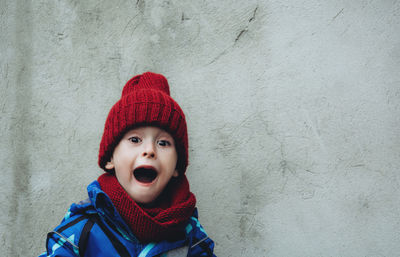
[39,180,216,257]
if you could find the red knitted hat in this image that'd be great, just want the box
[98,72,189,174]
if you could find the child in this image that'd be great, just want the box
[40,72,216,256]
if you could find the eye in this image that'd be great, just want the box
[128,136,141,143]
[157,140,171,147]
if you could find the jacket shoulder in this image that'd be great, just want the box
[186,209,217,257]
[43,199,97,256]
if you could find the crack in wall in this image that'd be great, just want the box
[235,6,258,43]
[208,6,259,65]
[332,8,344,21]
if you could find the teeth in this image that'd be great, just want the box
[134,168,157,183]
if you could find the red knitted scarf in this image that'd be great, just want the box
[97,173,196,242]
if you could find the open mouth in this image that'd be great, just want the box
[133,167,158,184]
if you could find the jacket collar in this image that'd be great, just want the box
[80,180,202,254]
[87,180,138,242]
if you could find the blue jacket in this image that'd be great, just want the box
[39,180,216,257]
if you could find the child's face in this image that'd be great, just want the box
[105,126,178,204]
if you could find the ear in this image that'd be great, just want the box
[105,159,115,170]
[172,169,179,178]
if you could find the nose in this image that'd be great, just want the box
[142,141,156,158]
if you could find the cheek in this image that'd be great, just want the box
[114,146,134,162]
[113,152,134,172]
[159,151,177,169]
[166,152,178,169]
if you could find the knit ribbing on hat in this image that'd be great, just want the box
[98,72,189,174]
[122,72,170,97]
[98,173,196,242]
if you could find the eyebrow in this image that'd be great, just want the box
[158,132,174,141]
[124,130,141,137]
[159,133,173,140]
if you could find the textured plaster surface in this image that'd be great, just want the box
[1,0,400,256]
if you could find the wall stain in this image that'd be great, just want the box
[8,0,33,255]
[136,0,145,14]
[181,12,190,22]
[121,14,140,35]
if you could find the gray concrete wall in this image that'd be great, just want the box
[1,0,399,256]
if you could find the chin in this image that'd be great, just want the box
[131,194,157,205]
